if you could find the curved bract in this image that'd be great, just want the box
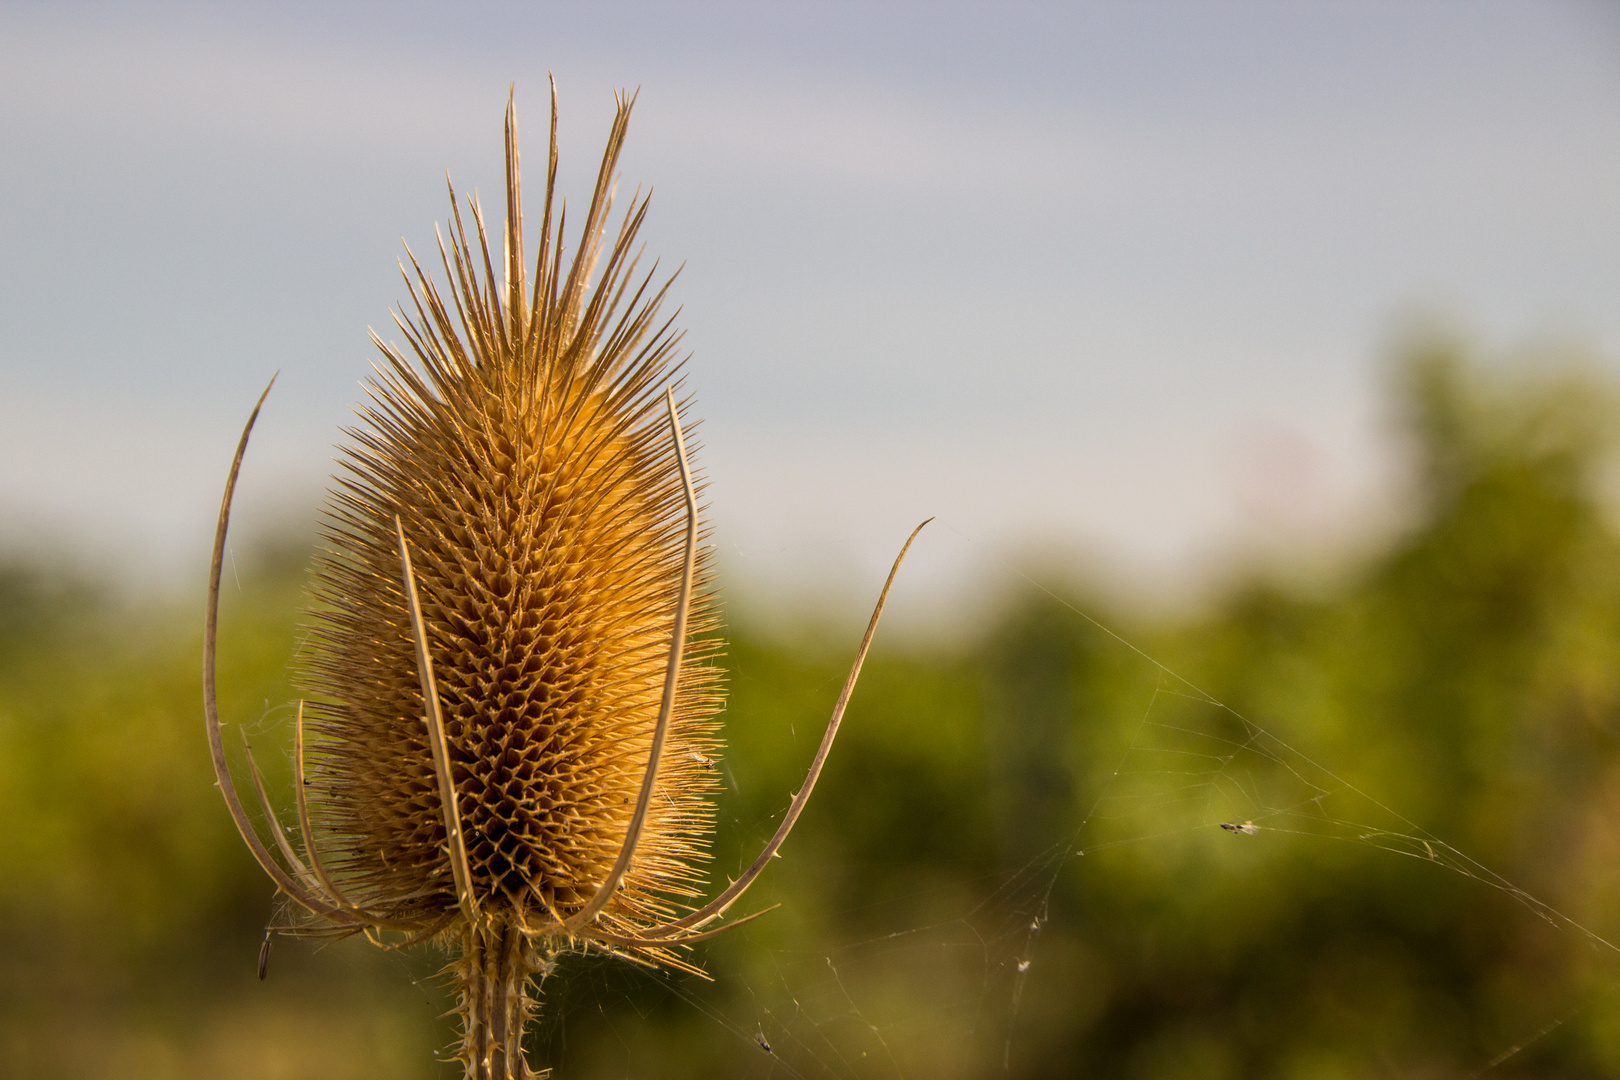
[202,85,928,1080]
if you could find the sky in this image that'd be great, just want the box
[2,0,1618,623]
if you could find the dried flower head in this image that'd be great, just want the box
[203,86,927,1080]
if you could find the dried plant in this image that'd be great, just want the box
[201,86,927,1079]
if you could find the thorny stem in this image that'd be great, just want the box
[454,914,552,1080]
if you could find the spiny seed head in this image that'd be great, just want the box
[297,89,724,942]
[200,86,915,1080]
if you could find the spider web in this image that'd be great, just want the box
[442,521,1620,1080]
[235,522,1620,1079]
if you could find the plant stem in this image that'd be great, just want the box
[454,916,547,1079]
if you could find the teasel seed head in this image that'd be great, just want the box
[303,87,724,951]
[203,84,930,1080]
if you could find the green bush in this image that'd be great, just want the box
[5,340,1620,1077]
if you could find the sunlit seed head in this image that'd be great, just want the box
[296,89,724,937]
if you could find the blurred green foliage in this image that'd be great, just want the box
[6,340,1620,1078]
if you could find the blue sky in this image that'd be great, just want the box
[3,1,1618,617]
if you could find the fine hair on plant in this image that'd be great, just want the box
[201,84,928,1079]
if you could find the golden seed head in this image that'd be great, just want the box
[297,90,723,937]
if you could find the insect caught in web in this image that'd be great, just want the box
[202,83,928,1080]
[1219,821,1260,835]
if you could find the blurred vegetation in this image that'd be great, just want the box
[8,339,1620,1077]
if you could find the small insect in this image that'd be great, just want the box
[1017,959,1031,973]
[256,932,273,981]
[755,1033,772,1054]
[691,752,717,770]
[1219,821,1260,835]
